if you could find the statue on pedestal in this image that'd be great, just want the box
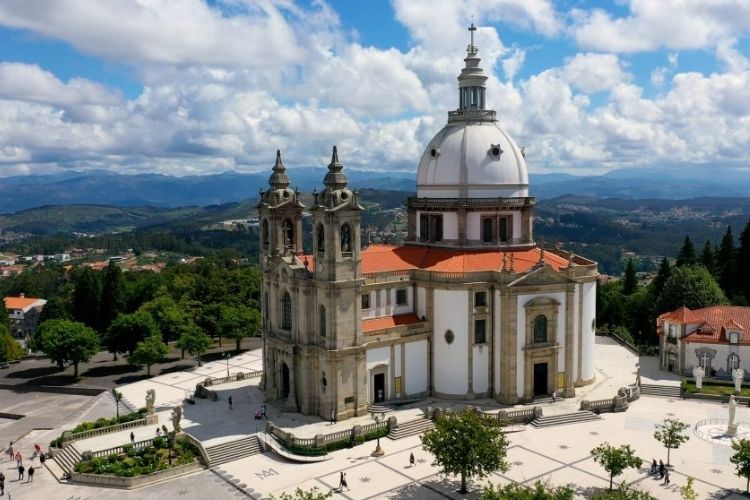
[727,395,738,436]
[171,406,182,433]
[693,366,705,391]
[733,368,744,394]
[145,389,156,414]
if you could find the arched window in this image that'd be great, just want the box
[281,292,292,331]
[261,219,269,248]
[729,353,740,371]
[319,305,326,337]
[533,315,547,344]
[340,223,352,253]
[317,224,325,253]
[699,352,710,370]
[282,219,294,248]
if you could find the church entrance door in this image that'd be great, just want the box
[280,363,290,399]
[373,373,385,403]
[533,362,548,396]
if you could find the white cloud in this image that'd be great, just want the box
[571,0,750,53]
[561,53,630,94]
[502,47,525,82]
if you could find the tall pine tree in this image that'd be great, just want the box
[100,261,125,332]
[717,226,737,298]
[651,257,672,300]
[700,240,715,275]
[622,258,637,295]
[739,219,750,304]
[72,267,102,331]
[676,235,696,267]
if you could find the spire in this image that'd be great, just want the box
[455,22,489,116]
[323,145,348,191]
[468,21,477,56]
[268,149,290,190]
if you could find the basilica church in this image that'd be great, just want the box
[257,26,598,421]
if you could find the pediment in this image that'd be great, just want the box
[508,263,572,287]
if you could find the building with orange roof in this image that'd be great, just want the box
[658,305,750,377]
[257,26,598,421]
[4,294,47,338]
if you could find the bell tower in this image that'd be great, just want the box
[257,150,305,263]
[309,146,367,420]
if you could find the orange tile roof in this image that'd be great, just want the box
[359,244,568,275]
[659,305,750,344]
[362,313,422,333]
[4,296,44,311]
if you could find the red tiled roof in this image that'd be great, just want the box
[659,305,750,344]
[4,296,44,311]
[362,313,421,333]
[359,244,568,275]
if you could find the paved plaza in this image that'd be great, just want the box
[1,337,748,499]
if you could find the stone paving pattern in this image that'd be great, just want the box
[0,337,747,499]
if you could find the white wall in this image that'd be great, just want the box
[394,344,402,377]
[366,347,390,370]
[493,290,502,394]
[581,282,596,381]
[434,289,469,395]
[684,343,748,377]
[416,287,427,319]
[473,344,489,393]
[405,340,428,395]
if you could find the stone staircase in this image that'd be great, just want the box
[50,444,82,475]
[640,384,682,398]
[368,403,396,414]
[530,411,601,428]
[205,435,262,467]
[388,417,435,440]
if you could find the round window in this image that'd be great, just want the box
[430,148,438,157]
[445,329,455,344]
[340,191,349,200]
[491,146,502,157]
[283,190,290,199]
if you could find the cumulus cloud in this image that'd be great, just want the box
[561,53,630,94]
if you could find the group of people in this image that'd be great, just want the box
[2,441,43,494]
[650,459,670,485]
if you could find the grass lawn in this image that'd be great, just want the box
[684,380,750,397]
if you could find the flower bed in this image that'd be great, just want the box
[74,436,200,477]
[50,408,148,448]
[683,380,750,396]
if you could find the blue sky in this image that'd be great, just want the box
[0,0,749,177]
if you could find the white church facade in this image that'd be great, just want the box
[258,26,599,421]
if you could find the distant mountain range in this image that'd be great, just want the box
[1,166,749,212]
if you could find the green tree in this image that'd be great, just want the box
[680,476,697,500]
[421,409,509,494]
[481,480,574,499]
[676,235,696,267]
[38,295,73,322]
[650,258,671,300]
[0,300,9,330]
[589,484,657,499]
[220,304,260,352]
[653,418,689,466]
[72,268,102,330]
[0,329,23,363]
[112,388,123,419]
[128,333,168,376]
[196,302,223,346]
[37,319,100,377]
[271,486,332,500]
[730,438,750,493]
[657,265,727,313]
[104,310,159,358]
[739,219,750,303]
[717,226,737,296]
[622,258,637,296]
[590,443,643,491]
[100,261,126,332]
[699,240,715,274]
[176,323,213,366]
[139,295,191,343]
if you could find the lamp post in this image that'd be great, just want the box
[224,352,230,378]
[371,412,385,457]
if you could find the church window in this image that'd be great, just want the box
[533,315,548,344]
[361,294,371,309]
[482,217,494,243]
[729,353,740,371]
[420,214,443,243]
[498,217,510,243]
[319,305,326,337]
[396,288,408,306]
[475,291,487,307]
[282,219,294,249]
[474,319,486,344]
[281,292,292,331]
[261,219,269,249]
[340,223,352,254]
[317,224,325,253]
[668,324,678,343]
[699,352,710,370]
[730,331,740,344]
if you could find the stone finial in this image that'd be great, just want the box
[268,149,290,190]
[323,145,348,191]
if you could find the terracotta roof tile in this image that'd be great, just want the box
[362,313,422,333]
[660,305,750,344]
[4,296,45,311]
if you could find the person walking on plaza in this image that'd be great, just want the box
[338,471,348,491]
[14,452,21,467]
[330,409,336,425]
[39,452,45,466]
[228,395,233,410]
[409,452,415,467]
[27,465,34,483]
[17,464,24,481]
[130,431,135,444]
[658,460,665,479]
[261,404,267,419]
[650,459,657,475]
[663,467,670,485]
[0,471,5,496]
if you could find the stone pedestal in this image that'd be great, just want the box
[145,413,159,425]
[727,422,739,437]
